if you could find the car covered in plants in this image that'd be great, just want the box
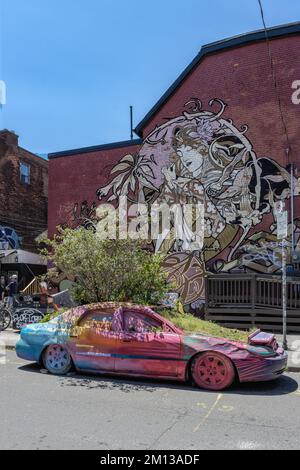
[16,302,288,391]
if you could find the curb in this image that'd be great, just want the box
[287,366,300,373]
[5,345,17,351]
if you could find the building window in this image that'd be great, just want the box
[20,162,30,184]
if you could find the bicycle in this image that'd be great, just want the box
[0,298,12,331]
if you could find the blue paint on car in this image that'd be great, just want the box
[16,315,70,364]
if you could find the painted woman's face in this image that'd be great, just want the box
[176,144,204,177]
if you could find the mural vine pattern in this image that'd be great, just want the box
[65,99,300,304]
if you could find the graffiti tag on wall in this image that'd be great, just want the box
[0,226,20,249]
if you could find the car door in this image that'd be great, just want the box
[115,309,181,377]
[70,309,117,372]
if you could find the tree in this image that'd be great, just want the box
[42,228,171,305]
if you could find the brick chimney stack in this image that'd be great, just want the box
[0,129,19,154]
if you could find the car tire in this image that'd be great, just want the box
[191,351,235,391]
[43,344,73,375]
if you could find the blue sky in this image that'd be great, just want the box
[0,0,300,155]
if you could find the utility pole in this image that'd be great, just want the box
[281,240,288,350]
[289,162,295,253]
[130,106,133,141]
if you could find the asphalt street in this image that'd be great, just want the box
[1,350,300,450]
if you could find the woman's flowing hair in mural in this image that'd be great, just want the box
[89,98,298,304]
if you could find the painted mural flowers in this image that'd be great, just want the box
[194,119,221,144]
[92,96,300,286]
[97,153,158,203]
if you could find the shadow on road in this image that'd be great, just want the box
[228,374,298,396]
[18,362,298,396]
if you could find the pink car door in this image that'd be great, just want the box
[114,309,181,377]
[71,309,117,372]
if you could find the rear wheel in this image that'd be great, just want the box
[43,344,72,375]
[191,351,235,391]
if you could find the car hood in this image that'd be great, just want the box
[184,331,246,347]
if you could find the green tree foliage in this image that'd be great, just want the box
[42,228,171,305]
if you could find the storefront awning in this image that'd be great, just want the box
[0,249,47,266]
[0,249,17,259]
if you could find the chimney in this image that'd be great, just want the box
[0,129,19,154]
[0,129,19,147]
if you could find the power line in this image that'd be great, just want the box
[257,0,291,162]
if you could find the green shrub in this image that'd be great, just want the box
[41,228,171,306]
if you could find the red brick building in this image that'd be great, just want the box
[0,129,48,252]
[48,22,300,307]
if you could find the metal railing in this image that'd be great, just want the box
[21,277,40,295]
[206,273,300,309]
[205,273,300,332]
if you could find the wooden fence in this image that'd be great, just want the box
[205,274,300,332]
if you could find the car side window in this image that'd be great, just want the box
[123,311,163,333]
[79,311,113,331]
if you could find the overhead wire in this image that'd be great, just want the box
[257,0,291,162]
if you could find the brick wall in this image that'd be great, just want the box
[0,130,48,252]
[142,35,300,169]
[47,31,300,302]
[48,142,141,238]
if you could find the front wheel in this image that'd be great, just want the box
[0,309,12,331]
[191,352,235,391]
[43,344,72,375]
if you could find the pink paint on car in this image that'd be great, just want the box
[16,302,288,391]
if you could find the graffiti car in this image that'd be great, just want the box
[16,303,287,391]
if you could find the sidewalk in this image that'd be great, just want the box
[1,328,300,372]
[276,334,300,372]
[0,329,20,349]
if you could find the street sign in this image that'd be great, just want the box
[275,208,288,348]
[276,210,288,240]
[274,200,285,214]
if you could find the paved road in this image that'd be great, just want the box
[1,350,300,450]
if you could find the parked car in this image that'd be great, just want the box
[16,302,288,390]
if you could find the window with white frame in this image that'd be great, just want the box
[20,162,30,185]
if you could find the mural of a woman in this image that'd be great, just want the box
[94,98,299,304]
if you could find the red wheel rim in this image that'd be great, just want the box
[193,354,232,389]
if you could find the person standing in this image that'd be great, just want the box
[0,275,6,301]
[39,281,59,312]
[6,274,18,309]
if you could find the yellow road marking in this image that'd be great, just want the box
[197,402,208,409]
[193,393,223,432]
[197,402,233,412]
[220,405,234,412]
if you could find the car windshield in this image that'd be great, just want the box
[47,315,62,325]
